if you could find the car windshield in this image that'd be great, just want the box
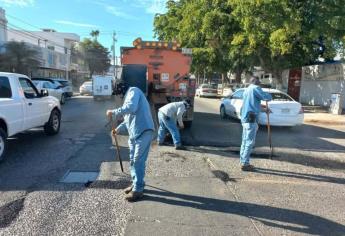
[57,81,69,87]
[84,82,92,86]
[270,92,293,101]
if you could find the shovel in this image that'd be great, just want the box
[108,119,124,172]
[265,101,273,159]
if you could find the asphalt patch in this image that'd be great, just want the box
[162,152,187,162]
[0,198,25,228]
[85,178,132,190]
[211,170,236,183]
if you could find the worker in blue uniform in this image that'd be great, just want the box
[240,76,272,171]
[157,100,191,150]
[107,84,154,202]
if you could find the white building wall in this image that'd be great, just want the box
[300,63,345,108]
[7,29,79,54]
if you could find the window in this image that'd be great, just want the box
[232,89,244,99]
[19,78,39,99]
[0,76,12,98]
[271,92,293,101]
[43,82,53,89]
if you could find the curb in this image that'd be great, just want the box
[304,119,345,126]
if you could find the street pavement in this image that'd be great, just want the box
[0,96,344,235]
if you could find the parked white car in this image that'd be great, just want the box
[32,78,66,104]
[195,84,218,97]
[220,88,304,126]
[0,72,61,161]
[79,81,93,95]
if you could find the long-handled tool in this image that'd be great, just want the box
[110,119,124,172]
[265,101,273,159]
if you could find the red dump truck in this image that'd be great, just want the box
[120,38,195,127]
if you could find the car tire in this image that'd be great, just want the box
[183,121,192,129]
[44,109,61,136]
[60,93,66,105]
[0,128,7,162]
[220,106,228,119]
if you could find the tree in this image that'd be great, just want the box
[90,30,100,41]
[229,0,345,84]
[78,38,111,78]
[154,0,250,83]
[0,41,40,75]
[155,0,345,86]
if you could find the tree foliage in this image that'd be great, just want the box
[0,41,40,75]
[154,0,345,84]
[77,35,111,78]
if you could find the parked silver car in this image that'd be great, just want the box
[32,78,66,104]
[51,78,73,97]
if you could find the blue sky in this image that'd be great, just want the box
[1,0,167,58]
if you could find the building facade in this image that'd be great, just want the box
[283,63,345,109]
[0,7,85,80]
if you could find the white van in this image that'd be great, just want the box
[92,75,114,99]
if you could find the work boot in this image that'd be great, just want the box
[158,142,170,146]
[241,164,255,172]
[175,145,187,150]
[125,191,144,202]
[124,185,133,194]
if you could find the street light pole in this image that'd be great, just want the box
[112,31,117,79]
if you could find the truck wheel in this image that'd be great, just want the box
[184,121,192,129]
[44,109,61,136]
[0,128,7,162]
[60,93,66,105]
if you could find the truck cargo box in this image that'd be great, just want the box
[121,64,147,95]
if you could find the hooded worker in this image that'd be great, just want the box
[106,83,154,202]
[157,100,191,150]
[240,76,272,171]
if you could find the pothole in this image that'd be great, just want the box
[0,198,25,228]
[162,152,187,160]
[211,170,236,183]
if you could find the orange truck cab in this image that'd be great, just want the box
[120,38,195,127]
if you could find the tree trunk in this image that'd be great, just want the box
[235,69,242,83]
[273,69,283,89]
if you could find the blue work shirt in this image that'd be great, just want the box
[112,87,154,140]
[241,84,272,123]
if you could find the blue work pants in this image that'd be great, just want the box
[128,130,153,192]
[240,122,258,165]
[157,111,181,146]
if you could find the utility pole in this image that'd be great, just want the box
[112,31,117,79]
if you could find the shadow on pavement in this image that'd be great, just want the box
[189,146,345,171]
[254,167,345,185]
[143,187,345,236]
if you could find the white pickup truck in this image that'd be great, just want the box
[0,72,62,161]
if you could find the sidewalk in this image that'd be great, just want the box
[303,106,345,125]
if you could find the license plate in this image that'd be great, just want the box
[281,108,290,113]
